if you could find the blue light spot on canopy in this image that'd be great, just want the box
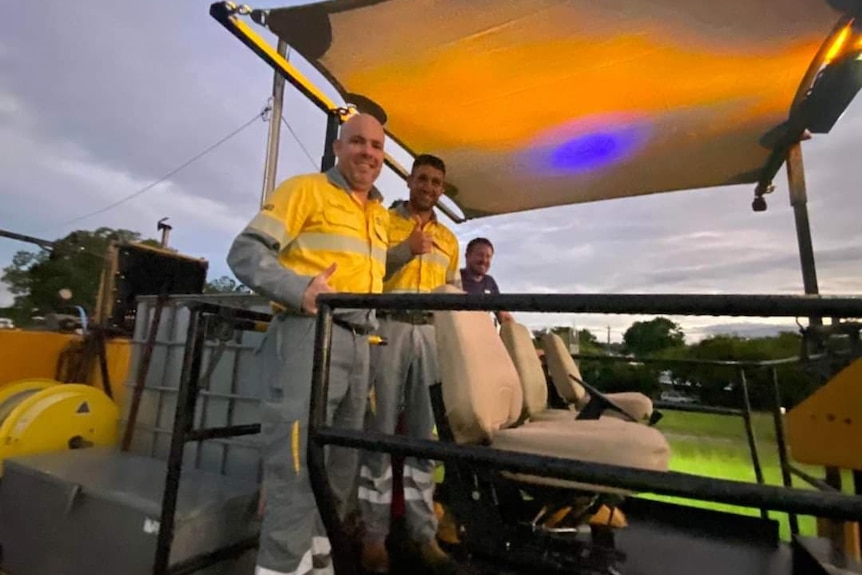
[551,129,640,171]
[524,115,652,175]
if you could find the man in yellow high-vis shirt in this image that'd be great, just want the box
[227,113,391,575]
[358,154,459,573]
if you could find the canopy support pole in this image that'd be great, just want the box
[786,141,856,562]
[260,39,287,206]
[321,110,340,172]
[786,143,820,310]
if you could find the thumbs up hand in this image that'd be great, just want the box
[407,216,432,256]
[302,263,337,315]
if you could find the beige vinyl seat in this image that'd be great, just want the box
[432,285,671,493]
[499,320,582,423]
[541,332,655,425]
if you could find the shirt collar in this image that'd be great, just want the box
[394,199,438,223]
[326,166,383,202]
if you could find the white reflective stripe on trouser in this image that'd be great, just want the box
[312,536,331,556]
[403,465,432,484]
[255,554,310,575]
[403,486,434,506]
[359,464,393,486]
[358,485,393,504]
[255,537,331,575]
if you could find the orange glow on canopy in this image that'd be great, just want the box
[345,32,822,152]
[256,0,849,217]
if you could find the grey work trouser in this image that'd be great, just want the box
[255,315,370,575]
[358,319,438,545]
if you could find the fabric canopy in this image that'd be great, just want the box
[263,0,847,219]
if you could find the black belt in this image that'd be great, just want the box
[379,311,434,325]
[332,317,373,335]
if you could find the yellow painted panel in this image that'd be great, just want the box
[100,339,131,409]
[786,359,862,470]
[0,331,77,385]
[0,331,131,408]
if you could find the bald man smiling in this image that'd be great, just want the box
[228,113,392,575]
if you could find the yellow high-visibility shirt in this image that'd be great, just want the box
[247,168,389,296]
[383,202,459,293]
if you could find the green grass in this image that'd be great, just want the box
[642,410,854,541]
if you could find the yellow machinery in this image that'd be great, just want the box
[0,379,118,476]
[787,358,862,472]
[0,330,131,403]
[0,239,208,475]
[786,357,862,560]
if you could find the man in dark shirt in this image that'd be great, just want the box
[459,237,513,323]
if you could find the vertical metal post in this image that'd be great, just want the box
[154,309,207,575]
[306,304,356,575]
[260,40,288,206]
[786,143,821,325]
[738,369,767,519]
[321,110,340,173]
[786,142,847,549]
[770,367,799,536]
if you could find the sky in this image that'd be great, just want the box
[1,1,860,344]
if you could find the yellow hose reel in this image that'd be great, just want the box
[0,379,119,476]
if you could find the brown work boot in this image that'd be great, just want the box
[418,538,456,573]
[589,504,628,528]
[360,540,389,574]
[435,504,461,546]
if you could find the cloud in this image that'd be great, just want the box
[1,0,861,343]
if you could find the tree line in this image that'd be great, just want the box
[534,318,819,411]
[2,227,820,411]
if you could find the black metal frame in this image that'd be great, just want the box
[570,352,771,519]
[568,348,862,538]
[152,301,270,575]
[307,292,862,574]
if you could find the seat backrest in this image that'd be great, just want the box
[540,332,587,406]
[500,321,548,418]
[432,284,523,444]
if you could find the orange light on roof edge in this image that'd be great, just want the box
[824,23,852,64]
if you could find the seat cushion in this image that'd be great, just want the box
[529,408,626,425]
[542,332,655,423]
[500,321,548,418]
[605,392,654,424]
[540,332,587,404]
[493,419,671,492]
[432,285,523,444]
[528,407,577,422]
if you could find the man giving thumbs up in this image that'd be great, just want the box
[358,154,460,573]
[227,113,390,575]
